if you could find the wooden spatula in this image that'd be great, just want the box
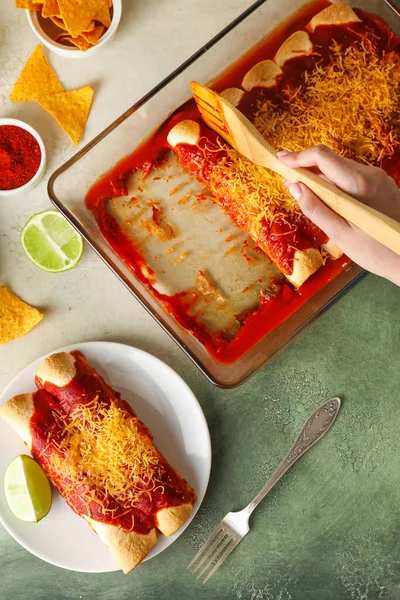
[190,81,400,256]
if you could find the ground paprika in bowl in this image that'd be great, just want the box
[0,118,46,196]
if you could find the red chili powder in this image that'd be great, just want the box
[0,125,42,191]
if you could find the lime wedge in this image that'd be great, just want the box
[4,454,52,523]
[21,210,83,272]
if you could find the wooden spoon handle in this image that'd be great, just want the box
[198,86,400,255]
[267,155,400,256]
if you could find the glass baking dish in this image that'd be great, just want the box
[48,0,399,388]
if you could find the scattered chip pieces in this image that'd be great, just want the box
[0,286,43,345]
[10,45,94,145]
[9,45,64,102]
[15,0,111,50]
[38,86,94,145]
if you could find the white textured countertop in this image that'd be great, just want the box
[0,0,252,390]
[3,5,400,598]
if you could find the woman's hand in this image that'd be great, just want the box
[278,145,400,286]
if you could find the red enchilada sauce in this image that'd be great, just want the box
[86,1,400,364]
[30,351,195,534]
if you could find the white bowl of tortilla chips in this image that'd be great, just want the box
[25,0,121,58]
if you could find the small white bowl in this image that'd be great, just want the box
[0,118,46,197]
[26,0,122,59]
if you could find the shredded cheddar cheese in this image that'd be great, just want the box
[254,43,400,164]
[210,139,300,224]
[49,399,163,513]
[208,42,400,228]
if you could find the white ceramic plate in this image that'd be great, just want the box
[0,341,211,573]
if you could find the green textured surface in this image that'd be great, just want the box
[1,274,400,599]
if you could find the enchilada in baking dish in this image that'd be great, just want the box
[86,1,400,363]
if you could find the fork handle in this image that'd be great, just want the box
[244,397,341,516]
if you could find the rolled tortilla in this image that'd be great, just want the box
[168,119,326,287]
[291,248,324,287]
[155,503,195,536]
[242,60,282,91]
[36,351,195,537]
[36,351,154,439]
[87,519,157,574]
[35,351,76,387]
[0,393,34,449]
[166,119,200,149]
[0,391,158,574]
[307,3,361,31]
[274,31,313,67]
[220,87,245,107]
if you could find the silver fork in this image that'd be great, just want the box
[188,397,341,583]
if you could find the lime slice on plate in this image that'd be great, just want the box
[21,210,83,272]
[4,454,52,523]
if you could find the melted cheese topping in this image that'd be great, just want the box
[208,40,400,228]
[209,138,301,224]
[254,42,400,164]
[49,399,163,513]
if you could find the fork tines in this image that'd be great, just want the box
[188,523,238,583]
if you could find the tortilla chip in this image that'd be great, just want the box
[15,0,42,8]
[42,0,59,18]
[57,0,107,37]
[81,24,104,44]
[94,2,111,28]
[58,21,100,49]
[82,20,95,32]
[0,287,43,345]
[50,15,67,29]
[53,17,96,37]
[63,34,91,51]
[38,86,94,145]
[56,31,70,42]
[10,45,64,103]
[56,30,90,50]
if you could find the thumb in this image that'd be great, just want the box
[287,182,352,243]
